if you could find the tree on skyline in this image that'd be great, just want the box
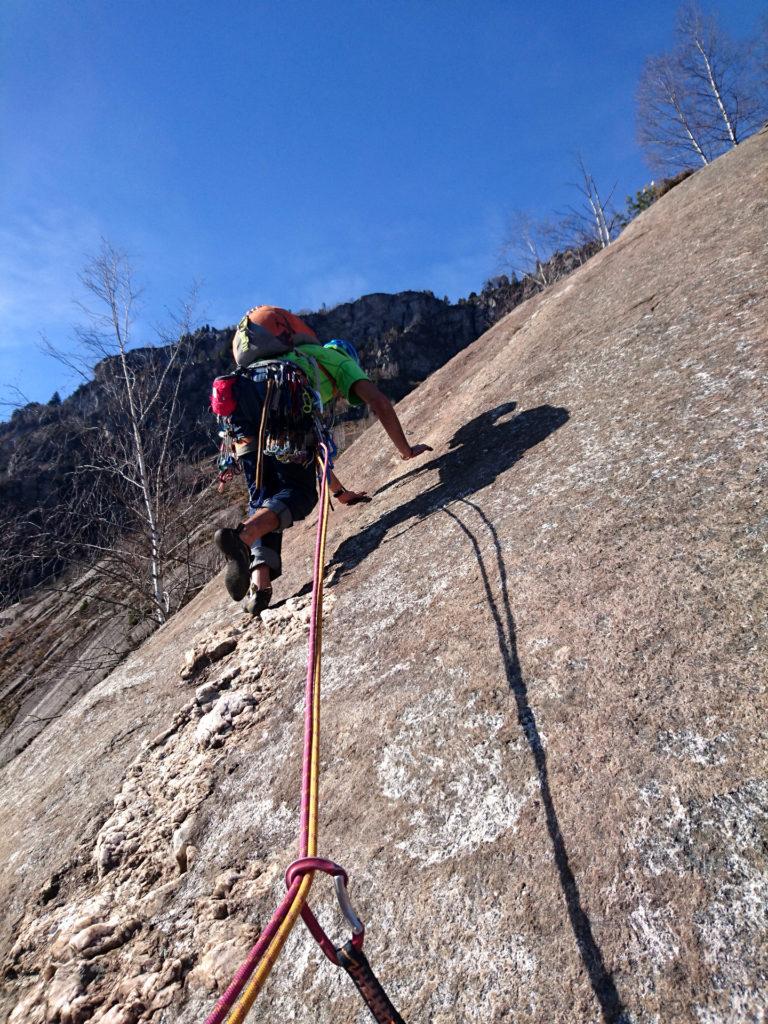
[565,155,620,250]
[637,2,767,172]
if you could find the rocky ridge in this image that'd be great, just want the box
[1,130,767,1024]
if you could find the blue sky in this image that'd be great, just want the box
[0,0,762,409]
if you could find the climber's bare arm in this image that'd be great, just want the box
[351,380,433,460]
[329,382,432,508]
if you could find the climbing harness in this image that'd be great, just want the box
[211,361,329,492]
[203,444,405,1024]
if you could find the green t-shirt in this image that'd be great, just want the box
[283,343,369,407]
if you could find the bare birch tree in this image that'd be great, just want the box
[637,2,767,172]
[498,212,561,288]
[677,2,763,146]
[564,155,620,249]
[497,200,603,297]
[498,152,616,291]
[41,240,208,625]
[637,51,713,171]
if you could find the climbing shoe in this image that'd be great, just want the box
[214,527,251,602]
[244,587,273,616]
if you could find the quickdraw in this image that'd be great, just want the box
[203,445,405,1024]
[216,430,243,493]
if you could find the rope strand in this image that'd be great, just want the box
[204,446,332,1024]
[203,442,406,1023]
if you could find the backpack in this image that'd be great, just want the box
[232,306,317,368]
[211,361,325,485]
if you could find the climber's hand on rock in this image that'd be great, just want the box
[403,444,433,460]
[337,490,372,506]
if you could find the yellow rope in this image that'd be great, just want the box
[308,474,329,855]
[226,875,313,1022]
[225,459,331,1023]
[253,379,274,490]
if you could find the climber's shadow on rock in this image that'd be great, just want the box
[328,402,570,580]
[327,399,628,1022]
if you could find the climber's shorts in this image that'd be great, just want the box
[239,452,318,579]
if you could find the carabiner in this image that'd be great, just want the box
[285,857,366,963]
[333,874,364,936]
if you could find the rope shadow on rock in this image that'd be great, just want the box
[326,402,629,1018]
[328,402,570,582]
[443,498,629,1024]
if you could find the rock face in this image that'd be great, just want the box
[0,247,595,760]
[1,130,767,1024]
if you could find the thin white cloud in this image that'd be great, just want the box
[0,205,103,354]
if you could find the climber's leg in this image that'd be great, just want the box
[215,455,318,604]
[215,455,279,602]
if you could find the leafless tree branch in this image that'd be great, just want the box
[25,240,207,627]
[637,3,767,173]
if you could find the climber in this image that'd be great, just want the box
[212,306,432,614]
